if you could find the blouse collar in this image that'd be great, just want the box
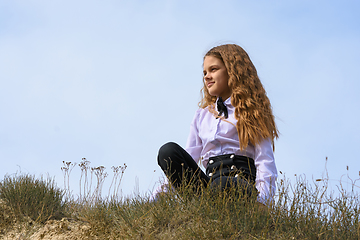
[216,96,231,106]
[215,97,232,113]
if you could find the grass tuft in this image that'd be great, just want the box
[0,173,65,224]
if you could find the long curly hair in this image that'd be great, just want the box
[199,44,279,150]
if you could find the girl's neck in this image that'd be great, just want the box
[219,94,231,102]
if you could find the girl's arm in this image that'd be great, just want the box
[185,109,203,163]
[254,138,277,205]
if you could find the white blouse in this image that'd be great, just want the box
[151,97,277,204]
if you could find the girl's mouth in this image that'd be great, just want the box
[207,82,215,88]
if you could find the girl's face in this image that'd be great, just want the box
[203,56,231,100]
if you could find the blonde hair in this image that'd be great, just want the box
[199,44,279,150]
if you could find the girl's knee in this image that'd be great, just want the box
[157,142,179,165]
[158,142,179,156]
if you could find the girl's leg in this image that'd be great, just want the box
[157,142,209,190]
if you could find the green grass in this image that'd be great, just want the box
[0,159,360,239]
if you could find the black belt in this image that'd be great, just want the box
[205,154,256,183]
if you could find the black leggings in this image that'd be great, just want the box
[157,142,255,195]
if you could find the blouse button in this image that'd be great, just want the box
[209,160,214,164]
[209,173,213,177]
[235,174,239,178]
[230,154,234,159]
[231,165,236,170]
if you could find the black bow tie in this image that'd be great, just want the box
[217,97,228,119]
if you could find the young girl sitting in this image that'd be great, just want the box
[151,44,279,205]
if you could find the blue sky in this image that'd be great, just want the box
[1,0,359,198]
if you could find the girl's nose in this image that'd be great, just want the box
[204,73,211,80]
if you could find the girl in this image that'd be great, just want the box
[151,44,279,204]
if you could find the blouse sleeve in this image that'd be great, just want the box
[149,178,169,201]
[254,138,277,204]
[185,109,203,164]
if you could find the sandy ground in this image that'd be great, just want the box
[0,199,98,240]
[1,218,96,240]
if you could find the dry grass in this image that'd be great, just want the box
[1,159,360,239]
[0,173,65,224]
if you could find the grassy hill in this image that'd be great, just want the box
[1,160,359,239]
